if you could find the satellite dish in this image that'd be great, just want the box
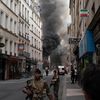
[0,43,5,47]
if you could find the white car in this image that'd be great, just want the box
[58,66,65,75]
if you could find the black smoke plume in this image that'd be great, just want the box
[39,0,64,57]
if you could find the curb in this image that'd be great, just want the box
[62,74,67,100]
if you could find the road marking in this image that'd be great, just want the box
[66,89,84,96]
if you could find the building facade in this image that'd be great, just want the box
[18,0,30,74]
[0,0,43,80]
[0,0,19,80]
[69,0,100,68]
[29,0,42,67]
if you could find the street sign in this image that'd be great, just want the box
[18,43,24,51]
[0,43,5,47]
[69,38,81,44]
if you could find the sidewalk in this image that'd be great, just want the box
[65,74,85,100]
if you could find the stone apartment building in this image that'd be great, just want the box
[0,0,19,80]
[29,0,42,68]
[68,0,100,67]
[0,0,43,80]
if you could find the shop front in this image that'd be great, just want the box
[88,7,100,64]
[5,56,19,80]
[0,54,8,80]
[79,30,96,67]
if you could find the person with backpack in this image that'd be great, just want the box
[23,68,54,100]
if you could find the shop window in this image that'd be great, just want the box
[91,3,95,15]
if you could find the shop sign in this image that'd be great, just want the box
[69,38,81,44]
[18,44,24,51]
[79,30,95,58]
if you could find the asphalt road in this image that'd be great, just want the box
[0,71,65,100]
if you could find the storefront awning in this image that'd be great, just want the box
[79,30,96,58]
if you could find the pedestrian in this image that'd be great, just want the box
[74,67,78,83]
[50,69,59,100]
[45,67,49,76]
[81,63,100,100]
[71,67,75,84]
[32,68,54,100]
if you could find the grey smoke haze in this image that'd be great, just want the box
[39,0,70,57]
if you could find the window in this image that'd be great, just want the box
[32,50,33,58]
[19,1,21,14]
[32,13,33,20]
[22,23,23,35]
[0,11,3,26]
[20,22,22,34]
[35,27,36,33]
[14,3,17,13]
[5,15,8,29]
[10,0,13,10]
[5,39,8,53]
[35,51,36,59]
[10,18,13,32]
[32,36,33,45]
[25,24,26,33]
[25,8,26,20]
[92,3,95,14]
[26,0,29,5]
[14,21,16,33]
[35,39,36,47]
[27,26,29,33]
[22,5,24,17]
[38,41,40,49]
[14,43,16,55]
[19,21,21,34]
[32,25,33,31]
[39,32,40,38]
[27,11,29,22]
[10,41,12,54]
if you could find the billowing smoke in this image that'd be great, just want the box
[39,0,70,57]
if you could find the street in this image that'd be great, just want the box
[0,71,85,100]
[0,79,27,100]
[0,71,64,100]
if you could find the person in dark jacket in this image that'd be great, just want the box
[81,63,100,100]
[50,69,59,100]
[71,67,75,84]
